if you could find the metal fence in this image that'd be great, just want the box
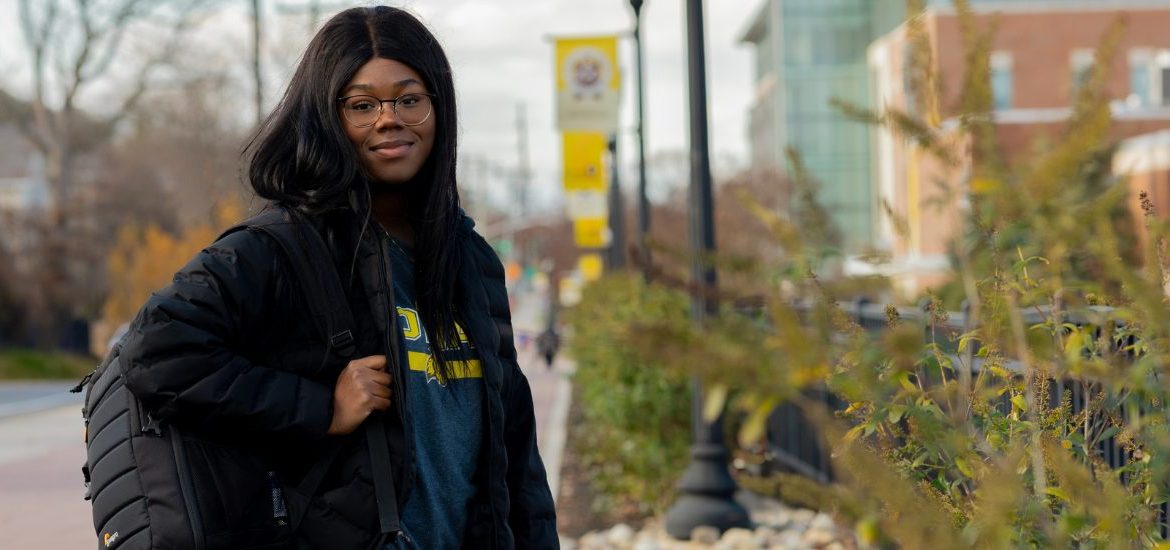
[758,299,1169,535]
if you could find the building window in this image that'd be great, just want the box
[1070,49,1095,96]
[990,52,1013,110]
[1130,49,1152,107]
[1127,49,1170,107]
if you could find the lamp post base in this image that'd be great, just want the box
[663,442,751,539]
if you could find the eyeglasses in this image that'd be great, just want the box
[337,93,436,127]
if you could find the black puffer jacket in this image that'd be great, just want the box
[121,210,558,549]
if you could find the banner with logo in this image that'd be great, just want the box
[554,36,621,133]
[562,132,607,191]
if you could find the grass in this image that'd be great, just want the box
[0,348,98,380]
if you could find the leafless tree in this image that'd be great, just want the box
[0,0,217,347]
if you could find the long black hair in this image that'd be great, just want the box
[245,6,465,378]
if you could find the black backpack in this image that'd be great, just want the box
[74,207,398,549]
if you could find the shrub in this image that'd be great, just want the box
[0,349,96,379]
[565,274,694,515]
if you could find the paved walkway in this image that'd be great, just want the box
[0,401,93,548]
[508,288,574,504]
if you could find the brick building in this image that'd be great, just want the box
[868,1,1170,297]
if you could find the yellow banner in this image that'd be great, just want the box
[554,36,621,133]
[573,217,609,249]
[578,253,604,282]
[562,132,607,191]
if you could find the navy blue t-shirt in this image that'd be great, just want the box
[385,237,484,549]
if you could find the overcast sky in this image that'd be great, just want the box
[0,0,763,211]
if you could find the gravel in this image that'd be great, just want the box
[560,492,858,549]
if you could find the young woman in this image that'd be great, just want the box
[120,6,558,548]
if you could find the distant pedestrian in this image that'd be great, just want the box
[536,326,561,369]
[116,6,557,548]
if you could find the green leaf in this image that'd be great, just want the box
[1094,426,1120,445]
[703,384,729,422]
[738,396,780,447]
[1010,394,1028,413]
[989,366,1012,378]
[1045,487,1070,502]
[888,405,908,423]
[1063,330,1085,363]
[955,457,975,478]
[898,372,918,392]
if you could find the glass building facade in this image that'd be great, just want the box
[742,0,1157,253]
[742,0,905,253]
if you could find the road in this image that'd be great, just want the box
[0,290,572,548]
[0,387,92,549]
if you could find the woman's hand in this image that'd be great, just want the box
[328,355,392,435]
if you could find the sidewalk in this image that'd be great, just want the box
[0,402,93,548]
[508,287,574,503]
[516,337,574,503]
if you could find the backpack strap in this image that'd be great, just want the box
[219,206,401,539]
[220,207,356,360]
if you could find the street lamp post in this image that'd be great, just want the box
[628,0,650,278]
[662,0,750,540]
[607,135,627,269]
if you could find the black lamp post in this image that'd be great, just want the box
[628,0,651,278]
[607,136,626,269]
[662,0,750,540]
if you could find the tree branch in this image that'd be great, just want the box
[15,0,57,153]
[106,1,210,129]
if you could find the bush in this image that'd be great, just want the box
[0,348,96,379]
[565,274,694,515]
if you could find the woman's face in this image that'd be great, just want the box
[339,58,436,187]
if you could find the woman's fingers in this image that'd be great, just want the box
[353,355,387,371]
[367,378,392,399]
[369,370,392,387]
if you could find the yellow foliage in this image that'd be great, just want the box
[101,197,244,326]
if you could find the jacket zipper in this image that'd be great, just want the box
[169,425,206,550]
[377,229,410,442]
[375,229,412,545]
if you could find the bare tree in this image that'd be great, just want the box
[0,0,216,347]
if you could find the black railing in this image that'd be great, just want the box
[756,299,1168,536]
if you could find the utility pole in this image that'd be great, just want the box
[515,103,532,266]
[274,1,348,35]
[308,0,321,31]
[251,0,264,127]
[516,103,531,220]
[663,0,750,540]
